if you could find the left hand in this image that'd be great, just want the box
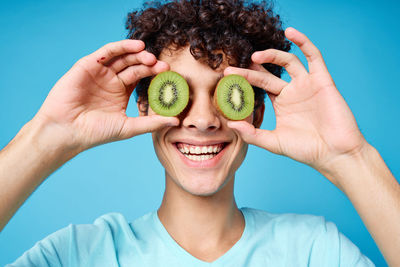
[224,27,368,182]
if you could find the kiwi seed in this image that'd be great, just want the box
[148,71,189,117]
[214,74,254,120]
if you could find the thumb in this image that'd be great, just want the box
[227,121,281,155]
[119,115,179,139]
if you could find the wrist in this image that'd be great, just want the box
[23,116,83,162]
[315,141,375,190]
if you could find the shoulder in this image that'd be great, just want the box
[8,212,142,266]
[241,207,334,249]
[241,207,329,234]
[46,212,135,245]
[57,212,143,250]
[241,207,375,266]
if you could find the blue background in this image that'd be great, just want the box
[0,0,399,266]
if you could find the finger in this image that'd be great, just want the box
[249,63,268,72]
[249,64,278,103]
[90,39,146,65]
[285,27,327,74]
[227,121,281,155]
[117,61,170,86]
[119,115,179,139]
[107,50,157,73]
[252,49,307,79]
[224,66,288,95]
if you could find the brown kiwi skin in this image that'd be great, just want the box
[213,81,225,118]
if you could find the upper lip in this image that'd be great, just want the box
[172,139,231,146]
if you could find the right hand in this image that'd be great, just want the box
[34,39,179,152]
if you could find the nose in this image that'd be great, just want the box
[182,91,221,132]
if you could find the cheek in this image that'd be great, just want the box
[229,123,250,173]
[233,142,248,170]
[151,129,170,168]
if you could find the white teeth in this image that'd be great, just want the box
[184,154,216,161]
[195,146,201,154]
[177,143,225,157]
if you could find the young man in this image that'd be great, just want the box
[1,0,399,266]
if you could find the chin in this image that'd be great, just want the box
[172,171,232,197]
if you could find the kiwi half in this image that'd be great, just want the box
[148,71,189,117]
[214,74,254,120]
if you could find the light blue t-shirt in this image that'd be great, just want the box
[8,208,374,266]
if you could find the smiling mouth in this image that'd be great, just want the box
[175,142,227,161]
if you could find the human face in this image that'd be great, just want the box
[148,46,254,196]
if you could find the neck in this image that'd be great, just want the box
[157,171,244,262]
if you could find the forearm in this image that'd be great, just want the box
[319,144,400,266]
[0,117,80,231]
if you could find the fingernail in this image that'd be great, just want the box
[224,66,233,73]
[227,121,235,128]
[285,27,296,37]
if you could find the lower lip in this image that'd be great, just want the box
[174,143,228,168]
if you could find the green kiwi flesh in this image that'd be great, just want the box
[215,74,254,120]
[148,71,189,117]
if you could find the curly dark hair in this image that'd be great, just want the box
[126,0,291,111]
